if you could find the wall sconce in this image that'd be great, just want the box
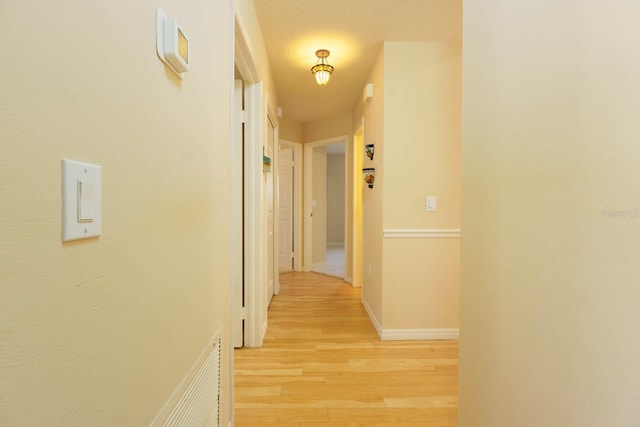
[311,49,334,86]
[365,144,374,161]
[362,168,375,189]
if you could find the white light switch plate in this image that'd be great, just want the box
[62,159,102,242]
[426,195,437,212]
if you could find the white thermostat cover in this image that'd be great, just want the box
[156,9,190,78]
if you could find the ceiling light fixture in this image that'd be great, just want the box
[311,49,334,86]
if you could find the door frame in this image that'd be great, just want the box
[266,107,279,299]
[231,78,244,349]
[234,14,266,350]
[351,119,365,288]
[303,135,349,271]
[277,140,303,272]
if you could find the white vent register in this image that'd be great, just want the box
[150,335,222,427]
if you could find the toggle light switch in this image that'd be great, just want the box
[426,195,437,212]
[78,179,96,222]
[62,159,102,242]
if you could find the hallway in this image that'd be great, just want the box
[234,272,458,426]
[312,244,345,278]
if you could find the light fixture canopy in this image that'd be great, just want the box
[311,49,334,86]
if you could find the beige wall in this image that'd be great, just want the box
[383,42,461,229]
[327,153,346,245]
[459,1,640,425]
[384,239,459,328]
[382,42,461,330]
[303,110,352,143]
[356,42,461,333]
[344,132,358,283]
[311,147,327,264]
[280,117,303,143]
[1,1,232,425]
[235,0,278,112]
[358,48,385,322]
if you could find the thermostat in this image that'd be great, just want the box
[157,9,190,78]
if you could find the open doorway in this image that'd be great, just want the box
[303,136,349,279]
[312,142,346,278]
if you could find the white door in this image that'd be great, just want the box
[266,116,275,307]
[278,147,294,271]
[232,79,244,348]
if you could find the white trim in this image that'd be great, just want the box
[279,140,303,272]
[234,16,259,83]
[266,107,279,298]
[383,228,461,238]
[361,297,382,338]
[235,13,265,348]
[244,81,264,348]
[228,2,237,425]
[362,298,458,341]
[231,79,244,349]
[267,95,279,129]
[380,328,459,341]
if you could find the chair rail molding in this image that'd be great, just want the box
[383,228,461,238]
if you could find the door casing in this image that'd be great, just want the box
[278,140,303,272]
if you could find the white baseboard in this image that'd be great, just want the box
[360,299,458,341]
[381,328,459,341]
[361,297,383,338]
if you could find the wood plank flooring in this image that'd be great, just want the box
[234,272,458,426]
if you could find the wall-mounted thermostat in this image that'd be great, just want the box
[156,9,190,78]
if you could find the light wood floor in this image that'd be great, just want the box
[234,272,458,426]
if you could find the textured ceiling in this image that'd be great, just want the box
[253,0,462,124]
